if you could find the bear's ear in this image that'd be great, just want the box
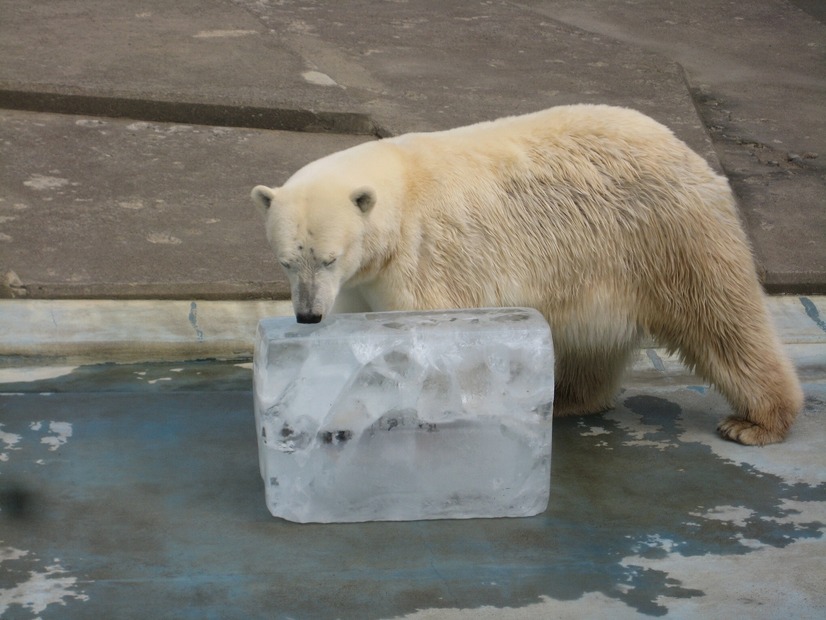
[350,186,376,214]
[251,185,277,215]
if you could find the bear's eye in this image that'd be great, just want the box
[321,258,337,268]
[278,260,292,270]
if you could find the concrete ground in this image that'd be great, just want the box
[1,0,824,297]
[1,0,825,618]
[1,296,825,619]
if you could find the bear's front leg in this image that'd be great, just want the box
[552,341,638,417]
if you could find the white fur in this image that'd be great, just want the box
[251,105,803,445]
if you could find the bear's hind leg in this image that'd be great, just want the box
[711,334,803,445]
[645,285,802,446]
[553,341,638,417]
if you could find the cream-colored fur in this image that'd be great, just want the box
[251,104,803,446]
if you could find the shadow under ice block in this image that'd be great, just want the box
[253,308,554,523]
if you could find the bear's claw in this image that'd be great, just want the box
[717,417,785,446]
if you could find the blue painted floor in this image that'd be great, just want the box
[1,299,825,619]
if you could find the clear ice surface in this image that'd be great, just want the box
[253,308,554,523]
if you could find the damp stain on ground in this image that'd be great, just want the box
[0,366,823,618]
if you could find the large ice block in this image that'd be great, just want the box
[253,307,554,523]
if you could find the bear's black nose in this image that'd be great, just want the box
[296,313,323,324]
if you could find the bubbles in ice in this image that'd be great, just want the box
[319,430,353,445]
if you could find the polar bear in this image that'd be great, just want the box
[251,104,802,446]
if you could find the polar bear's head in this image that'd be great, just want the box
[251,177,377,324]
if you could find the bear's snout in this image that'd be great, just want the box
[297,312,323,324]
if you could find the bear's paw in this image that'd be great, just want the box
[717,417,786,446]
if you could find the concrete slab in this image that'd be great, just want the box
[232,0,711,149]
[4,0,822,295]
[0,110,372,299]
[0,0,710,146]
[0,0,377,135]
[536,0,826,292]
[1,297,824,619]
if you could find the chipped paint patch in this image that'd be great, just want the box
[392,593,651,619]
[767,497,826,526]
[23,174,69,191]
[40,421,72,451]
[125,122,193,135]
[580,425,611,437]
[146,232,182,245]
[690,505,756,528]
[193,29,258,38]
[610,395,681,451]
[117,199,144,210]
[615,495,826,614]
[0,547,28,562]
[0,424,22,461]
[74,119,107,128]
[0,554,89,616]
[630,533,682,555]
[302,70,338,86]
[620,536,826,617]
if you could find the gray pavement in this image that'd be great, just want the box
[1,0,823,299]
[1,296,825,619]
[538,0,826,292]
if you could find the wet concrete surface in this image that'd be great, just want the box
[1,297,824,619]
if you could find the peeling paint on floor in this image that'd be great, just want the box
[39,421,73,451]
[0,376,822,618]
[0,551,89,617]
[0,297,823,618]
